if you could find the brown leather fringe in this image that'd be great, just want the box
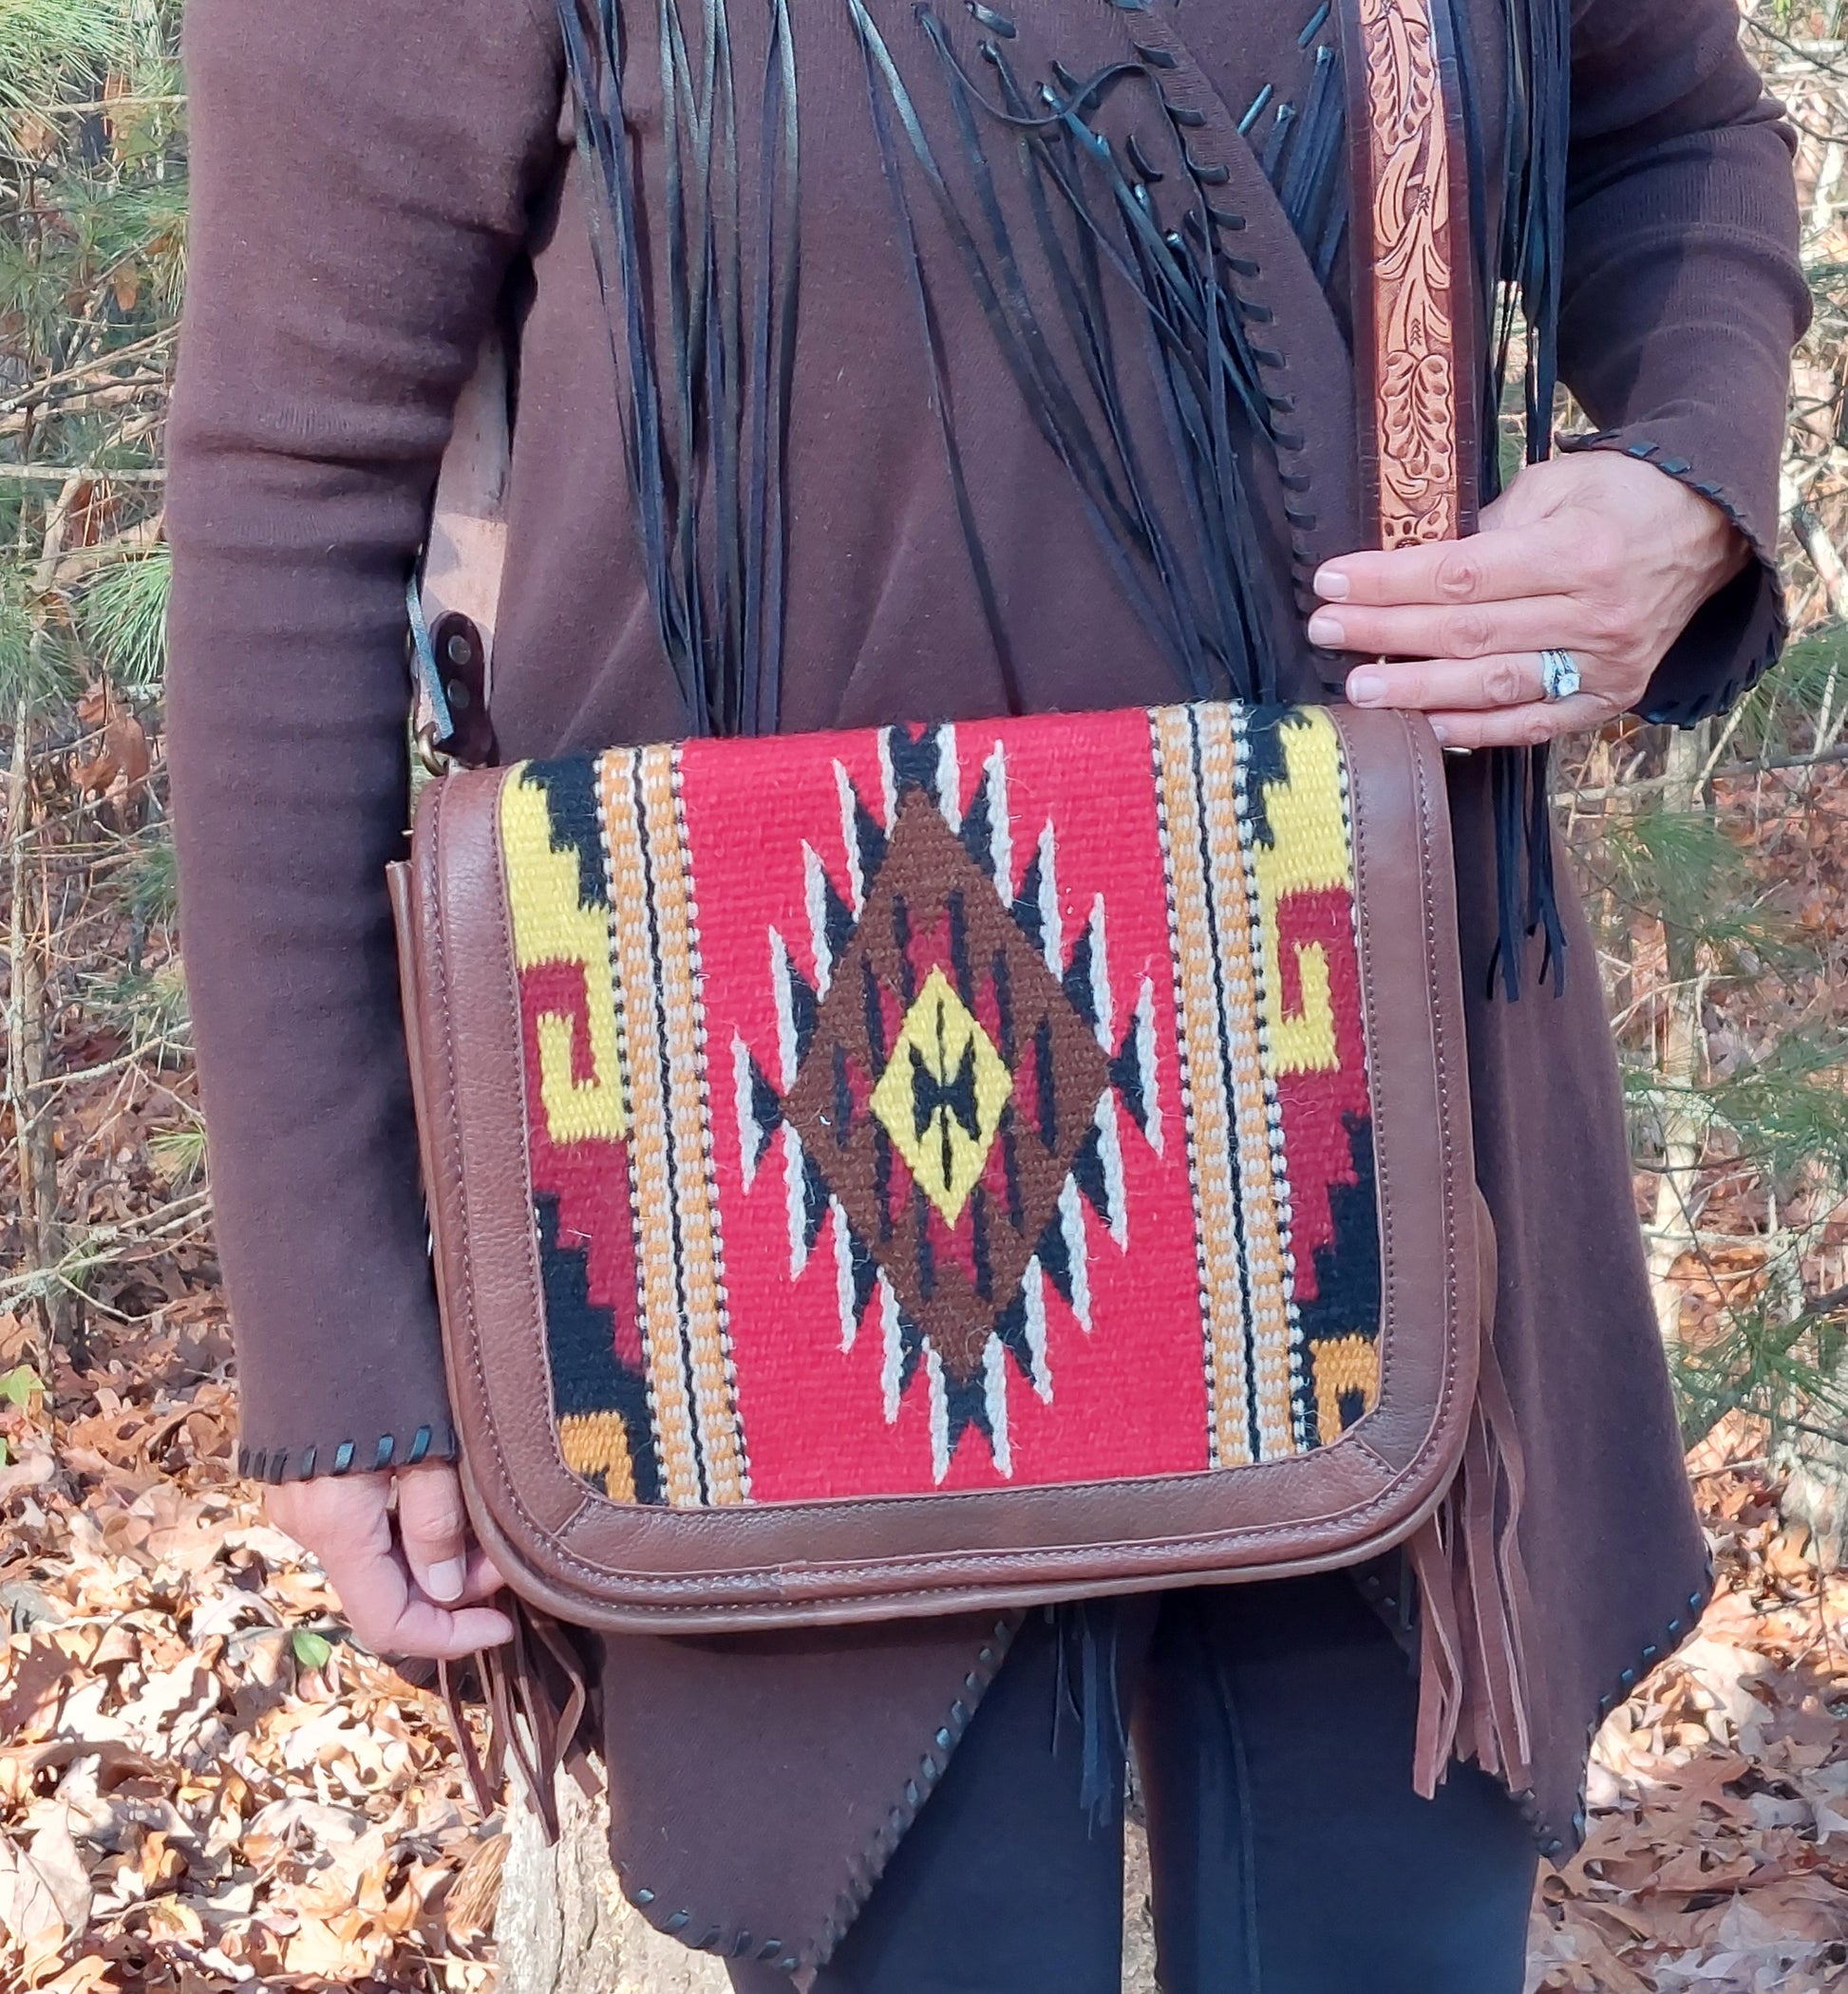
[439,1597,601,1844]
[1409,1328,1535,1799]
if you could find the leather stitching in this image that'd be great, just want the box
[1348,716,1394,1405]
[1131,10,1332,612]
[1413,715,1467,1443]
[806,1614,1021,1973]
[432,781,546,1535]
[1557,428,1788,724]
[447,771,597,1547]
[238,1423,454,1485]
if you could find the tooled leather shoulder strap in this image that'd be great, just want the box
[414,0,1477,753]
[1342,0,1573,1002]
[1341,3,1536,1807]
[1341,0,1479,554]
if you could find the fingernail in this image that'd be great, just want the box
[1307,611,1345,646]
[1430,721,1451,745]
[1313,566,1350,601]
[426,1558,465,1603]
[1347,669,1386,705]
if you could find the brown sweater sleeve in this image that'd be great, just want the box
[165,0,562,1479]
[1558,0,1807,724]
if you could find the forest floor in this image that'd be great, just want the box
[1524,1432,1848,1994]
[1,1298,1846,1990]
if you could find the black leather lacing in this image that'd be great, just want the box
[236,1420,454,1484]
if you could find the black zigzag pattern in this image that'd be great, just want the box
[885,724,949,808]
[522,757,609,910]
[1239,705,1307,851]
[537,1193,662,1505]
[1293,1113,1383,1444]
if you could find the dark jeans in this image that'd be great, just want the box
[728,1574,1537,1994]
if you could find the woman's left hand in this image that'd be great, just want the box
[1306,450,1751,749]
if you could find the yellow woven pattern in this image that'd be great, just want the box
[1309,1332,1381,1441]
[500,770,628,1144]
[557,1409,639,1503]
[638,745,748,1506]
[1197,705,1295,1461]
[599,748,705,1510]
[870,968,1013,1222]
[1247,710,1350,1080]
[596,747,748,1509]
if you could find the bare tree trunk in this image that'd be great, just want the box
[1122,1820,1157,1992]
[1790,504,1848,752]
[1778,1396,1848,1570]
[493,1775,730,1994]
[490,1774,1162,1991]
[1643,724,1711,1353]
[5,689,65,1383]
[1771,1211,1848,1569]
[1810,134,1847,238]
[6,480,85,1372]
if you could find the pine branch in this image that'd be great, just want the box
[0,329,176,414]
[1565,741,1848,803]
[0,461,164,483]
[28,94,186,115]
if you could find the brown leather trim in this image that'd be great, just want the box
[420,772,589,1546]
[406,709,1477,1632]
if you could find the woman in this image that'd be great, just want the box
[164,0,1804,1987]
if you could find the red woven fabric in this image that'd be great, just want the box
[502,705,1378,1505]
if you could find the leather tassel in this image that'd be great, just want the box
[438,1655,499,1820]
[439,1597,602,1845]
[1051,1600,1128,1829]
[1408,1329,1535,1799]
[1408,1503,1465,1799]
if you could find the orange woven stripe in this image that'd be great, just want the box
[635,745,749,1505]
[598,749,705,1508]
[1196,705,1295,1461]
[1154,706,1253,1470]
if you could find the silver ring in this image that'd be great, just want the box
[1538,649,1581,703]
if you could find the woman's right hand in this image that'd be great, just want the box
[265,1459,514,1660]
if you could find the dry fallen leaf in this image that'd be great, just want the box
[0,1828,75,1985]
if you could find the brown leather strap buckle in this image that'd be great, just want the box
[412,611,498,774]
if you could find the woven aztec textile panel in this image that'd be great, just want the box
[499,705,1382,1511]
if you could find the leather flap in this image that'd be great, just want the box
[399,703,1478,1631]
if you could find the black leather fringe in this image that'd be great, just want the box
[557,0,1571,993]
[845,2,1311,705]
[1473,0,1573,999]
[557,0,800,742]
[1496,0,1569,467]
[1051,1599,1129,1830]
[1486,738,1567,1000]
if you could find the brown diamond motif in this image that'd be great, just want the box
[783,790,1111,1382]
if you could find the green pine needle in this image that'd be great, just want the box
[80,545,170,691]
[0,1,135,117]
